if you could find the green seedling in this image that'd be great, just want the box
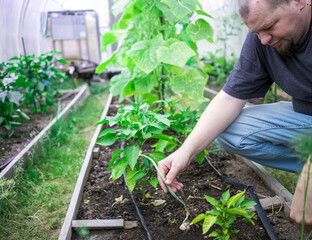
[142,154,190,231]
[96,100,170,201]
[191,190,256,239]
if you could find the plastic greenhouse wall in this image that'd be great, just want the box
[0,0,247,63]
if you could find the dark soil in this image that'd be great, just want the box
[0,93,76,170]
[73,104,305,240]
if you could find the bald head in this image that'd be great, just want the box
[237,0,291,18]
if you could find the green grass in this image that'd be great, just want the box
[0,85,109,240]
[264,167,298,194]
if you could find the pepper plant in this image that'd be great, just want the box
[4,51,68,113]
[96,99,170,201]
[0,72,30,130]
[151,98,208,163]
[96,0,213,110]
[190,190,256,239]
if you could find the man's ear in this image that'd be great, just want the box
[294,0,309,11]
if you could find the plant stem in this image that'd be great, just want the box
[141,154,190,223]
[301,154,311,240]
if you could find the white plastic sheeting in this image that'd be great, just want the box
[0,0,111,62]
[198,0,248,58]
[0,0,246,63]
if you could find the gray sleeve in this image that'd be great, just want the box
[222,32,273,100]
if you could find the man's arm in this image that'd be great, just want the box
[157,90,247,193]
[291,160,312,232]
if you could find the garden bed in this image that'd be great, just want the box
[0,84,89,181]
[59,94,307,240]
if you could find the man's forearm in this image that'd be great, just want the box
[180,90,247,159]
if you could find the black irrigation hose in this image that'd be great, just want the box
[120,142,152,240]
[205,156,279,240]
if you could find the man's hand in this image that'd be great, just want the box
[290,162,312,232]
[157,149,193,193]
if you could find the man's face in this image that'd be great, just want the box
[242,0,310,56]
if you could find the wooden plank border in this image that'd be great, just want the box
[0,84,90,181]
[58,93,113,240]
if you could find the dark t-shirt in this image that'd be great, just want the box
[223,23,312,116]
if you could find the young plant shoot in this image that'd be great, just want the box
[190,190,256,239]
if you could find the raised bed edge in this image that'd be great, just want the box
[58,93,113,240]
[0,84,90,181]
[59,88,294,239]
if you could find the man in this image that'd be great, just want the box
[157,0,312,232]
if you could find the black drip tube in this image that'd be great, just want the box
[205,156,279,240]
[120,142,152,240]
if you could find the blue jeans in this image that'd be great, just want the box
[216,101,312,173]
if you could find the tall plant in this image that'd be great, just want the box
[96,0,214,109]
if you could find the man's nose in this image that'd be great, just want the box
[258,32,273,45]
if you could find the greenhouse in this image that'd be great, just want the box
[0,0,312,239]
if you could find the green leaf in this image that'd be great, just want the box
[157,40,195,67]
[195,150,205,164]
[190,213,206,225]
[155,2,177,25]
[195,10,213,19]
[124,145,140,169]
[240,199,257,208]
[171,69,208,110]
[126,169,147,191]
[148,178,158,188]
[225,208,247,215]
[95,52,116,74]
[220,190,230,206]
[16,109,30,121]
[97,133,118,146]
[208,231,218,237]
[108,149,124,171]
[7,91,23,105]
[151,139,168,152]
[160,0,197,19]
[110,70,133,98]
[57,59,67,64]
[202,215,217,234]
[147,152,166,164]
[102,31,117,51]
[243,216,255,225]
[186,19,214,42]
[204,195,220,208]
[111,157,128,181]
[0,117,4,126]
[96,119,109,125]
[227,191,245,208]
[134,72,158,95]
[243,211,256,220]
[154,114,170,126]
[127,35,163,74]
[98,128,118,138]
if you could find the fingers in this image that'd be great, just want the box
[157,160,170,193]
[157,158,184,193]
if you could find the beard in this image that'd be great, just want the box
[276,41,296,57]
